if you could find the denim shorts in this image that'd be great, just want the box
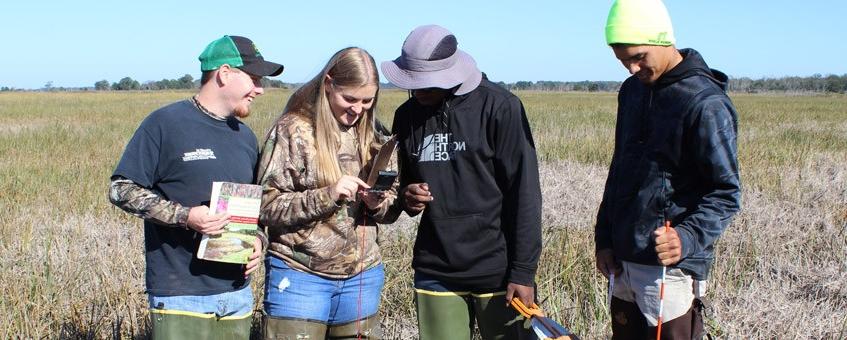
[148,283,254,319]
[264,256,384,325]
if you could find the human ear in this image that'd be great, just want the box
[324,74,337,97]
[217,64,233,86]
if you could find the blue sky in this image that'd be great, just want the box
[2,1,843,89]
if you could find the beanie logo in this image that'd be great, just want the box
[648,32,671,45]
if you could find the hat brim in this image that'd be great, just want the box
[381,50,481,95]
[239,60,284,77]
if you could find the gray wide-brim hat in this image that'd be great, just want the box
[381,25,482,96]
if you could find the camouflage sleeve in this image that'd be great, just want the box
[261,184,339,228]
[255,228,269,251]
[257,119,341,231]
[108,177,190,228]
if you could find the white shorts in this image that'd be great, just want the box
[612,261,706,326]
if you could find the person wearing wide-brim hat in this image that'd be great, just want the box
[594,0,741,338]
[382,24,543,340]
[109,35,283,339]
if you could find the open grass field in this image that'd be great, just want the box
[1,89,845,339]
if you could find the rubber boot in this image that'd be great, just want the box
[415,290,473,340]
[151,311,212,340]
[263,315,327,340]
[327,315,382,339]
[213,315,253,340]
[472,294,534,340]
[150,310,251,340]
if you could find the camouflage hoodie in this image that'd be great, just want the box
[257,111,400,279]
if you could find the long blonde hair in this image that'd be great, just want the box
[283,47,380,187]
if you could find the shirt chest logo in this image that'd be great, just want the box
[417,133,466,162]
[182,148,217,162]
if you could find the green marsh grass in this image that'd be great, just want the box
[0,90,845,338]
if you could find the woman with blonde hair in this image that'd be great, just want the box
[256,47,399,339]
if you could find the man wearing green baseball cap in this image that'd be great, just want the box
[109,35,283,339]
[594,0,741,339]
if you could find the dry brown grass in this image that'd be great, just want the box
[0,90,845,339]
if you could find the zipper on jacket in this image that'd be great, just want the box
[638,89,654,144]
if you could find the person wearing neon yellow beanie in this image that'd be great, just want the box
[605,0,680,85]
[594,0,742,339]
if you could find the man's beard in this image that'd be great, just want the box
[233,105,250,118]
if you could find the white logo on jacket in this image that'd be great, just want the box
[417,133,466,162]
[182,148,217,161]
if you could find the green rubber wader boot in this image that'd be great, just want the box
[415,291,473,340]
[472,294,533,340]
[263,315,327,340]
[327,315,382,339]
[150,310,252,340]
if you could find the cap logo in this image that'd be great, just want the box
[648,32,671,45]
[252,43,262,57]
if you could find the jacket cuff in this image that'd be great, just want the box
[594,221,612,251]
[675,225,696,260]
[508,266,536,286]
[317,186,342,214]
[255,229,270,251]
[176,205,191,229]
[595,237,612,252]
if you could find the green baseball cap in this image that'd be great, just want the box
[199,35,284,77]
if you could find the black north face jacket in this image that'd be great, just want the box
[595,48,742,280]
[392,77,542,288]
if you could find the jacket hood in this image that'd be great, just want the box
[656,48,728,90]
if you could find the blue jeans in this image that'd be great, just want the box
[148,284,254,318]
[264,256,384,325]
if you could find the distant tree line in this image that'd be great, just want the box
[490,74,847,94]
[496,80,623,92]
[91,75,292,91]
[2,74,845,93]
[729,74,847,93]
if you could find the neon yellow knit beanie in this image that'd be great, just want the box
[605,0,675,46]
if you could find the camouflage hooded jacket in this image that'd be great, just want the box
[256,112,400,279]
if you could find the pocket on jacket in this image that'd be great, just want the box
[427,214,505,271]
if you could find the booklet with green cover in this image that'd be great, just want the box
[196,182,261,264]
